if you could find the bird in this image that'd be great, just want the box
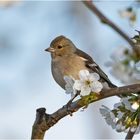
[44,35,119,110]
[45,35,116,91]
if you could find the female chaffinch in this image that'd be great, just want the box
[45,35,116,92]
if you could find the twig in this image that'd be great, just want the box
[82,1,140,57]
[31,84,140,139]
[125,129,135,140]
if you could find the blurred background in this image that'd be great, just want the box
[0,0,140,139]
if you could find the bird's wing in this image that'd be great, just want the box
[75,49,116,88]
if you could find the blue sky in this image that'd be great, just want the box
[0,1,139,139]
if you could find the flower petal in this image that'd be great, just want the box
[64,76,76,95]
[65,84,74,94]
[114,102,122,109]
[80,86,91,96]
[91,81,103,93]
[73,80,83,91]
[79,70,89,80]
[64,76,75,87]
[130,127,137,132]
[89,72,100,81]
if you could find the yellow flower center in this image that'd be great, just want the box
[85,80,92,86]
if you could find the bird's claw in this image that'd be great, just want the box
[66,101,73,116]
[65,93,79,116]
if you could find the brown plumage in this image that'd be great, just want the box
[45,35,116,90]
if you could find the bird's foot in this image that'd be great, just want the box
[66,93,79,116]
[66,101,73,116]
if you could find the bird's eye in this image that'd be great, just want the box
[57,45,63,49]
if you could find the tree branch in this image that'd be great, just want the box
[125,129,135,140]
[31,84,140,139]
[82,1,140,57]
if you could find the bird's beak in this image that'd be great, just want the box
[45,47,55,53]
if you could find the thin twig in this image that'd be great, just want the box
[83,1,136,49]
[31,84,140,139]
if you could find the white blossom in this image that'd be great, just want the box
[121,97,136,112]
[116,111,124,120]
[73,70,103,96]
[107,47,140,84]
[130,127,137,132]
[116,122,123,132]
[100,105,116,129]
[110,46,128,61]
[119,8,136,25]
[64,76,76,97]
[131,102,139,110]
[114,102,122,109]
[116,121,126,132]
[110,60,139,84]
[100,98,140,134]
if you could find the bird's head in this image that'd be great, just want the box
[45,36,76,57]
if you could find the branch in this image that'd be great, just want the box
[31,84,140,139]
[83,1,140,57]
[125,129,135,140]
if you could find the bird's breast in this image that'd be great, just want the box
[51,55,88,89]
